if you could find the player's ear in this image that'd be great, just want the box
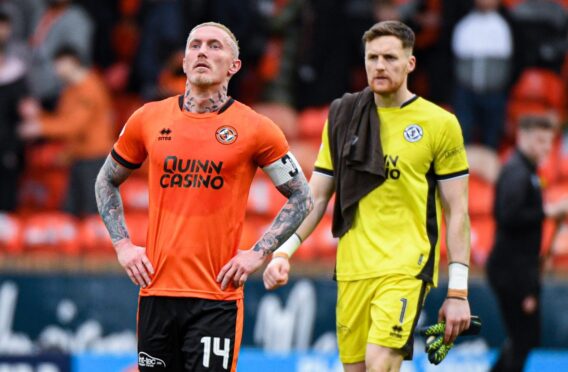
[182,57,187,74]
[227,59,242,77]
[407,54,416,74]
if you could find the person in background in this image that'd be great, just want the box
[487,114,568,372]
[28,0,92,108]
[0,10,28,211]
[451,0,513,149]
[18,45,113,216]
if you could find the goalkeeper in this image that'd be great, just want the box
[263,20,471,372]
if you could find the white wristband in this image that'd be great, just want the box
[273,233,302,258]
[448,262,469,290]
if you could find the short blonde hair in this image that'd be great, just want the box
[187,22,240,58]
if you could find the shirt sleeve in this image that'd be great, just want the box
[253,117,289,167]
[433,114,469,180]
[313,120,334,175]
[111,106,147,169]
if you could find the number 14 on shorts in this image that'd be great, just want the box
[201,336,231,370]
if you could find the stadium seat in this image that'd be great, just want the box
[239,215,272,250]
[466,144,501,184]
[468,174,495,217]
[22,212,80,255]
[247,172,286,217]
[302,215,337,261]
[79,215,114,255]
[470,216,495,267]
[506,69,565,141]
[25,142,69,169]
[18,168,69,212]
[297,106,329,141]
[289,140,320,179]
[120,176,149,212]
[543,180,568,204]
[0,213,23,255]
[124,212,148,247]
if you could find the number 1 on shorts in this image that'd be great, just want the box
[399,298,407,324]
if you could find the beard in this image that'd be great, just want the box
[189,73,217,87]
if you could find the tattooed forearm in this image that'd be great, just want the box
[95,155,133,245]
[252,176,314,256]
[183,82,228,113]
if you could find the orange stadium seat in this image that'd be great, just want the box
[120,176,149,212]
[79,215,114,255]
[303,215,337,261]
[506,69,565,141]
[297,106,329,141]
[510,69,565,112]
[468,174,494,217]
[239,215,272,250]
[18,168,69,212]
[289,140,319,179]
[0,213,23,255]
[25,142,69,169]
[543,181,568,204]
[22,212,80,255]
[469,216,495,267]
[247,172,286,217]
[124,212,148,247]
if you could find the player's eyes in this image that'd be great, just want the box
[210,43,221,49]
[189,43,200,49]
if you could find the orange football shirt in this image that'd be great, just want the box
[112,96,288,300]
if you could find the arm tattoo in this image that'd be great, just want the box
[94,155,133,245]
[252,175,314,256]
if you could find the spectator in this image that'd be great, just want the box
[451,0,513,149]
[486,114,568,372]
[0,11,28,211]
[509,0,568,73]
[132,0,183,100]
[18,45,113,216]
[28,0,93,108]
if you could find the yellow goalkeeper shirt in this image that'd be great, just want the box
[314,96,468,286]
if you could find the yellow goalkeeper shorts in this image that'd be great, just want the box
[336,275,429,363]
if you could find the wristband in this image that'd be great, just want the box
[273,233,302,258]
[273,252,289,259]
[448,262,469,297]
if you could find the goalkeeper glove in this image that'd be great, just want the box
[419,315,482,365]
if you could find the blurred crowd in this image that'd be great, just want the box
[1,0,568,269]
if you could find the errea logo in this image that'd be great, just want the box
[139,352,166,368]
[158,128,172,141]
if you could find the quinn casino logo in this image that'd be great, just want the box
[215,126,238,145]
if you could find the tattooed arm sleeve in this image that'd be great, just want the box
[254,153,314,256]
[95,155,134,245]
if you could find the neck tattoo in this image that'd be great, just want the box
[183,84,229,114]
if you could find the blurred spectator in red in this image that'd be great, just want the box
[452,0,514,149]
[0,10,29,211]
[18,45,113,216]
[28,0,93,109]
